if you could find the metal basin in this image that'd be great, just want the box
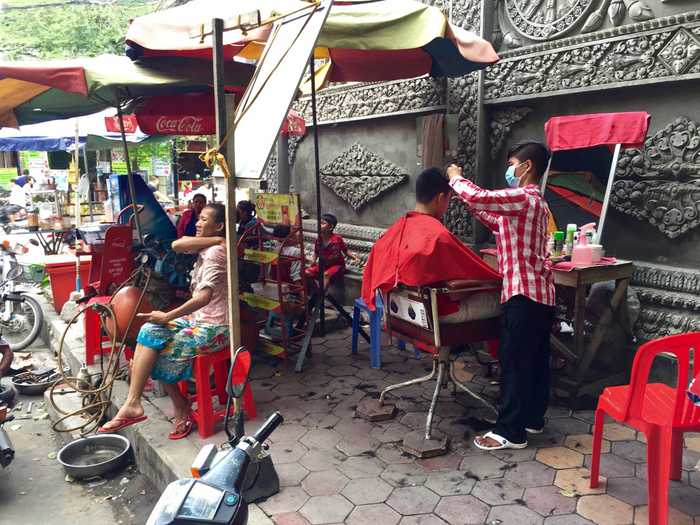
[57,434,131,479]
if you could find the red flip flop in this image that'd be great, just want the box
[168,416,194,440]
[98,414,148,433]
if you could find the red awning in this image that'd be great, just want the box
[135,92,218,135]
[545,112,651,152]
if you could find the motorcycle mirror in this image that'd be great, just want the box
[226,347,251,399]
[28,239,39,246]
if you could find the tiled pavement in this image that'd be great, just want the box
[235,328,700,525]
[199,327,700,524]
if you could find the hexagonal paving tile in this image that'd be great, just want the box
[381,462,430,487]
[471,478,524,506]
[524,485,577,516]
[336,435,382,456]
[546,418,591,436]
[684,434,700,454]
[606,476,649,506]
[300,429,342,450]
[459,453,508,480]
[425,471,477,496]
[583,453,636,478]
[272,511,312,525]
[371,422,413,443]
[277,462,311,487]
[577,494,633,525]
[342,477,394,505]
[543,515,595,525]
[299,449,346,472]
[376,443,415,465]
[488,504,544,525]
[611,440,647,464]
[387,486,440,515]
[339,455,386,479]
[669,482,700,516]
[301,469,349,497]
[275,442,310,464]
[299,494,354,524]
[633,505,694,525]
[259,486,310,515]
[491,447,538,463]
[536,446,584,470]
[417,453,462,472]
[300,413,341,429]
[564,434,610,455]
[553,468,606,496]
[602,423,636,441]
[434,495,490,525]
[345,503,401,525]
[504,460,556,488]
[271,424,308,444]
[398,515,449,525]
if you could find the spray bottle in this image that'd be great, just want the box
[572,223,597,266]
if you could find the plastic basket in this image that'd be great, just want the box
[20,263,46,284]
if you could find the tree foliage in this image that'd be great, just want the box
[0,1,157,60]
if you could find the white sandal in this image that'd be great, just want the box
[474,431,528,451]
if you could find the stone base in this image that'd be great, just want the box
[402,430,449,458]
[355,397,397,422]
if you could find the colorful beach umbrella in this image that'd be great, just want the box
[124,0,499,85]
[0,54,254,128]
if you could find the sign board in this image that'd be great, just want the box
[19,151,48,179]
[234,1,331,179]
[111,150,128,174]
[104,114,138,134]
[244,249,278,264]
[254,193,300,226]
[0,167,17,189]
[240,292,280,312]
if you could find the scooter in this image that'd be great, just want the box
[147,348,282,525]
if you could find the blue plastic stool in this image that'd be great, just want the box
[351,296,383,369]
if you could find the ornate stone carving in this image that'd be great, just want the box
[490,107,533,159]
[293,77,446,126]
[504,0,597,41]
[611,117,700,238]
[484,15,700,102]
[319,143,409,211]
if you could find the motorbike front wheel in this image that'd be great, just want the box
[0,295,43,351]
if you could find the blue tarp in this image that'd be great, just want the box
[0,136,85,152]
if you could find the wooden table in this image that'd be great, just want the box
[481,251,634,403]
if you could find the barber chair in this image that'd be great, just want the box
[359,279,502,457]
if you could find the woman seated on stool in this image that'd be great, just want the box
[99,203,230,440]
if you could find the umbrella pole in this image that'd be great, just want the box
[116,104,143,245]
[82,144,93,221]
[213,17,242,356]
[74,121,81,293]
[309,55,325,336]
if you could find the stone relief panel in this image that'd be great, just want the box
[484,14,700,102]
[319,143,410,211]
[611,116,700,239]
[489,107,533,159]
[293,77,446,126]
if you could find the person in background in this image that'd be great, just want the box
[236,200,261,291]
[306,213,360,290]
[14,170,34,188]
[0,343,13,378]
[176,193,207,238]
[447,142,555,451]
[99,203,231,440]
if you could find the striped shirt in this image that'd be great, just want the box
[450,177,555,306]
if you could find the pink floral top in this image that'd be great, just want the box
[191,245,229,326]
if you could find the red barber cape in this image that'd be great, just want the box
[361,212,501,310]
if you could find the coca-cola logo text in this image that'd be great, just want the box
[155,116,206,134]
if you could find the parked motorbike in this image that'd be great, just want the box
[147,348,282,525]
[0,241,43,350]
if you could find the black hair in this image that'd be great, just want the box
[203,203,226,236]
[507,141,551,180]
[237,200,256,218]
[416,167,450,204]
[192,193,206,203]
[321,213,337,229]
[21,169,29,176]
[273,224,291,239]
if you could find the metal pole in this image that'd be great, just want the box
[213,17,242,356]
[171,139,179,206]
[81,143,93,221]
[116,105,144,245]
[74,121,81,292]
[277,134,290,193]
[597,143,621,244]
[309,54,325,335]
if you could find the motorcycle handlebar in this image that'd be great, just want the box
[252,412,284,444]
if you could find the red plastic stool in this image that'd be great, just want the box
[178,348,257,438]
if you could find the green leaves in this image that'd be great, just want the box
[0,1,155,60]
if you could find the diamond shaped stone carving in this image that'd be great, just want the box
[658,29,700,75]
[320,143,409,211]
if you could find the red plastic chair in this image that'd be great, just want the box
[178,348,257,438]
[590,332,700,525]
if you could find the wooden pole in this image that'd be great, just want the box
[213,17,242,357]
[309,55,325,335]
[116,105,143,245]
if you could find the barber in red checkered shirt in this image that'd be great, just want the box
[447,142,555,451]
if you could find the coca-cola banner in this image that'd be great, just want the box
[136,92,217,136]
[104,114,138,134]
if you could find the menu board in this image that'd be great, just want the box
[254,193,300,226]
